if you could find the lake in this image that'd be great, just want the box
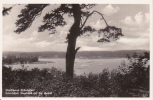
[5,58,127,75]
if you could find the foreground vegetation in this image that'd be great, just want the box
[2,52,149,97]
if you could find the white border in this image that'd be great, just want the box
[0,0,153,100]
[0,0,151,4]
[0,1,2,100]
[150,0,153,99]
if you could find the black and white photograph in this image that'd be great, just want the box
[1,2,152,98]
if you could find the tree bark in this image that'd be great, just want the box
[66,4,81,78]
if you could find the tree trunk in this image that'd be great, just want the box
[66,37,77,78]
[66,4,81,78]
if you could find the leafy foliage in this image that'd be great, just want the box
[80,26,96,36]
[98,26,123,42]
[13,4,123,43]
[80,25,123,43]
[118,52,150,96]
[15,4,48,34]
[38,4,70,33]
[3,7,12,16]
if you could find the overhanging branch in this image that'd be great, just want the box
[80,10,108,30]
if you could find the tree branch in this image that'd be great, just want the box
[75,46,81,54]
[80,10,108,30]
[3,4,17,16]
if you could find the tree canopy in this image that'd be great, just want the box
[11,4,123,43]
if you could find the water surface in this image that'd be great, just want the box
[5,58,127,75]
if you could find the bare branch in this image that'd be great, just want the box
[80,10,108,30]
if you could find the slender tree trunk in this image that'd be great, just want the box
[66,4,81,78]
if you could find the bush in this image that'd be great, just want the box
[117,52,149,96]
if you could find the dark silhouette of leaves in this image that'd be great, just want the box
[97,38,110,43]
[15,4,49,34]
[3,7,12,16]
[38,4,70,33]
[80,26,96,36]
[98,26,123,42]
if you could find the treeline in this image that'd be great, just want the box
[3,50,148,59]
[2,55,38,64]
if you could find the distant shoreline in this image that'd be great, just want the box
[3,60,55,65]
[2,50,148,59]
[3,57,127,66]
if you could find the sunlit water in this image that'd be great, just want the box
[5,58,127,75]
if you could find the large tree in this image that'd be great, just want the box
[3,4,123,78]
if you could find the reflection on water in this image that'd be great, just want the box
[4,58,127,75]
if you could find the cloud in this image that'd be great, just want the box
[89,20,107,30]
[31,31,38,37]
[81,46,103,51]
[2,33,67,52]
[2,4,150,52]
[121,12,150,26]
[135,12,143,24]
[117,37,149,49]
[121,16,133,25]
[3,34,34,51]
[26,31,39,41]
[34,41,51,48]
[76,32,149,51]
[102,4,120,16]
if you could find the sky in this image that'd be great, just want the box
[2,4,150,52]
